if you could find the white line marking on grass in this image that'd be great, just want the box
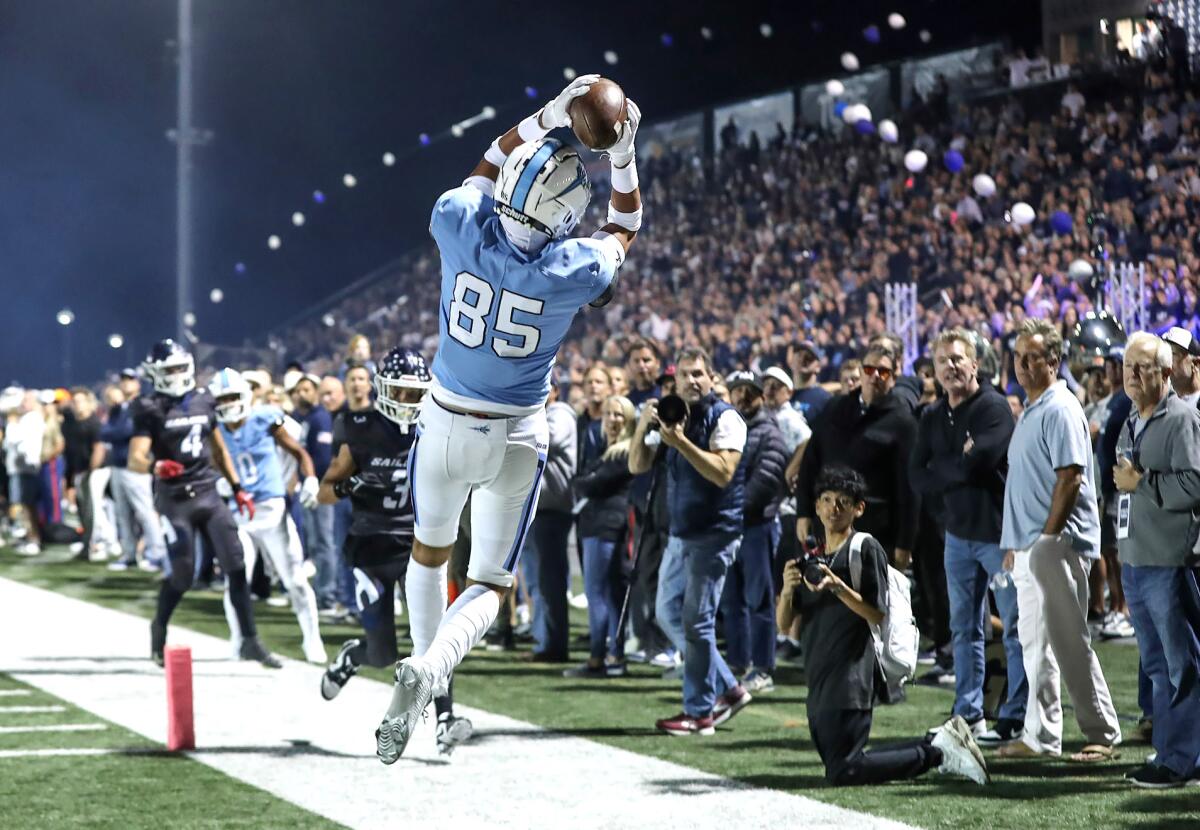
[0,724,106,734]
[0,576,920,830]
[0,690,31,696]
[0,705,66,713]
[0,748,119,759]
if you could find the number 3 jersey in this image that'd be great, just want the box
[429,183,620,415]
[218,406,287,502]
[132,390,220,489]
[332,407,415,537]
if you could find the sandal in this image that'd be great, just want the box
[1068,744,1120,763]
[997,741,1044,759]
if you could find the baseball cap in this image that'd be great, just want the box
[286,372,321,393]
[37,389,56,405]
[242,369,271,391]
[655,364,676,385]
[762,366,794,391]
[1164,326,1200,357]
[119,367,139,380]
[725,371,763,394]
[795,339,820,358]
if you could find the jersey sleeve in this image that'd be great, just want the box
[710,409,747,453]
[429,184,488,249]
[556,236,621,305]
[256,406,286,431]
[131,399,158,438]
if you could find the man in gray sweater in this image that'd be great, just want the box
[1114,332,1200,789]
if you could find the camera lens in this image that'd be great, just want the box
[657,394,687,426]
[804,561,826,585]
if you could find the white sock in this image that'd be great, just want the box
[422,584,499,683]
[404,560,448,657]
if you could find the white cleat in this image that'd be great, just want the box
[932,715,990,785]
[376,657,435,765]
[436,713,474,757]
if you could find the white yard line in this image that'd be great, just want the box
[0,690,32,697]
[0,747,121,758]
[0,723,106,734]
[0,576,919,830]
[0,705,66,714]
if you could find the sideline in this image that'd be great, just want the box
[0,576,918,830]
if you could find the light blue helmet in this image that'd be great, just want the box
[207,367,252,424]
[494,137,591,245]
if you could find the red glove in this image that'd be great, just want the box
[154,460,185,479]
[234,487,256,520]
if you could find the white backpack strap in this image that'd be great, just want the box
[847,531,870,593]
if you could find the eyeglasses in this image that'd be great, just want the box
[861,364,894,381]
[817,493,857,510]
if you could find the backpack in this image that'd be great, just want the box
[847,531,919,688]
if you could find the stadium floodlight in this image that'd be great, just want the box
[292,211,306,226]
[183,311,196,327]
[604,50,618,65]
[108,334,124,349]
[563,67,577,80]
[210,288,224,303]
[342,173,357,188]
[268,234,282,250]
[382,152,396,166]
[56,308,74,326]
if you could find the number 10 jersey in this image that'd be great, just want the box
[428,183,620,416]
[132,389,220,489]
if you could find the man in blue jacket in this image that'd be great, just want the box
[103,369,164,570]
[630,347,749,736]
[289,372,337,609]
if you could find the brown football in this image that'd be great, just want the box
[568,78,627,150]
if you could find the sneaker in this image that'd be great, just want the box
[69,541,85,555]
[302,637,328,664]
[605,661,628,678]
[928,716,986,739]
[931,715,990,785]
[321,640,361,701]
[107,558,135,572]
[137,558,162,573]
[976,718,1024,748]
[1126,763,1189,789]
[649,649,681,669]
[917,648,938,666]
[1134,717,1154,742]
[239,637,283,669]
[742,669,775,694]
[15,541,41,556]
[87,545,108,563]
[568,592,589,610]
[917,664,956,686]
[626,649,648,664]
[484,628,515,652]
[711,685,752,726]
[655,711,715,736]
[435,712,474,756]
[1099,612,1135,640]
[266,595,289,608]
[318,603,350,622]
[777,639,805,667]
[377,657,435,764]
[562,662,607,679]
[150,621,166,667]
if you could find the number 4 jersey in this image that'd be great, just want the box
[132,390,220,489]
[429,183,621,415]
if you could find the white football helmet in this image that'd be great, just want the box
[144,339,196,397]
[208,367,253,424]
[494,137,591,248]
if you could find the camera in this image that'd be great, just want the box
[797,535,827,585]
[657,393,688,427]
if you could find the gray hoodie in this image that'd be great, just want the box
[1115,392,1200,567]
[538,401,578,514]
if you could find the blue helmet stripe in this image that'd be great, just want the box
[510,141,558,215]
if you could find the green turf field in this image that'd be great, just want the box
[3,544,1199,829]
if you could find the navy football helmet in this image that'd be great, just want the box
[374,347,431,430]
[144,339,195,397]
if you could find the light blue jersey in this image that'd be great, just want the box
[429,184,619,412]
[219,406,286,501]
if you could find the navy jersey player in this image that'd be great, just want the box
[129,341,281,668]
[209,368,327,663]
[319,348,473,756]
[377,75,643,763]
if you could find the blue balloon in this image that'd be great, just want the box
[833,101,847,118]
[943,149,964,173]
[864,25,881,44]
[1051,210,1073,235]
[524,86,538,99]
[855,119,876,135]
[418,133,431,146]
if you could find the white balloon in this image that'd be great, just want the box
[342,173,357,187]
[1068,259,1095,282]
[210,288,224,304]
[267,234,281,250]
[604,50,619,65]
[381,151,396,166]
[759,23,773,38]
[904,149,928,173]
[841,103,862,124]
[854,104,872,123]
[972,173,997,197]
[183,312,196,327]
[825,79,845,97]
[919,29,932,43]
[291,211,305,226]
[841,52,859,72]
[1010,202,1036,226]
[878,119,899,143]
[888,13,906,30]
[563,67,577,80]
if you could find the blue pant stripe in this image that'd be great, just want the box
[503,455,546,573]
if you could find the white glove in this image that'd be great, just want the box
[607,99,641,167]
[542,74,601,129]
[299,476,320,510]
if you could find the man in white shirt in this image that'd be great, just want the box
[1163,326,1200,408]
[3,390,46,555]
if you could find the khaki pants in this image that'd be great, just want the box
[1012,534,1121,754]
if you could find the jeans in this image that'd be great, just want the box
[111,467,164,563]
[656,531,741,716]
[530,511,573,657]
[582,536,628,660]
[303,503,336,607]
[944,532,1027,723]
[720,518,780,671]
[1122,563,1200,778]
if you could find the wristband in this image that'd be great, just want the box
[518,111,549,144]
[332,479,353,499]
[484,139,507,168]
[231,482,243,494]
[609,157,638,193]
[607,204,643,232]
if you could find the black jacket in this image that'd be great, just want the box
[574,450,634,542]
[796,390,920,552]
[740,406,789,526]
[909,387,1012,544]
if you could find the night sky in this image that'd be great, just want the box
[0,0,1040,387]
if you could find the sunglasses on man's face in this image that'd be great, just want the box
[862,364,894,381]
